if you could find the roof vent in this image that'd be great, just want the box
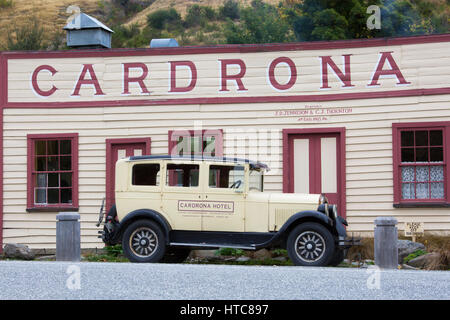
[63,12,113,49]
[150,38,179,48]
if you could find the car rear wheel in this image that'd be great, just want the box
[287,222,335,267]
[122,220,166,263]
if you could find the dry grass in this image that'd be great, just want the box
[0,0,100,48]
[0,0,281,49]
[346,234,450,270]
[415,234,450,270]
[124,0,281,28]
[347,237,374,262]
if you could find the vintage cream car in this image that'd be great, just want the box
[98,155,356,266]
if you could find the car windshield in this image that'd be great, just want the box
[249,169,264,192]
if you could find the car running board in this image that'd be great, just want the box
[169,242,257,250]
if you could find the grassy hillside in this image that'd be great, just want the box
[0,0,279,49]
[0,0,102,49]
[1,0,448,50]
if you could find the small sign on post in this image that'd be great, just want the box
[404,222,424,242]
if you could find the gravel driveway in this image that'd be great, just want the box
[0,260,448,300]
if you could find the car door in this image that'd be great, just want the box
[201,163,246,232]
[161,160,203,230]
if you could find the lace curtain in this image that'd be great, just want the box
[401,165,444,199]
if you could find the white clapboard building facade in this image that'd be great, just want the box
[1,33,450,250]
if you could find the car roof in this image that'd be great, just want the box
[127,155,269,170]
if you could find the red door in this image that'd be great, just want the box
[284,129,345,217]
[105,138,151,211]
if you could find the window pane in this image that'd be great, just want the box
[401,183,415,199]
[415,148,428,162]
[48,173,59,187]
[430,166,444,182]
[48,189,59,203]
[47,157,59,171]
[191,136,201,155]
[416,183,429,199]
[176,137,185,156]
[203,136,216,156]
[430,130,443,146]
[35,188,46,204]
[209,165,244,190]
[36,173,47,187]
[430,147,443,162]
[132,164,160,186]
[36,157,46,171]
[401,148,414,162]
[60,173,72,187]
[431,182,444,199]
[47,140,58,155]
[415,131,428,146]
[35,141,46,155]
[401,131,414,147]
[61,189,72,204]
[60,156,71,170]
[166,164,199,187]
[60,140,71,155]
[416,166,429,182]
[401,166,414,182]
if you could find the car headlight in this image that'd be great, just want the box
[328,204,338,219]
[318,194,328,205]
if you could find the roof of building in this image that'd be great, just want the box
[63,13,113,33]
[127,155,270,170]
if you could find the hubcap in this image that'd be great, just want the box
[129,227,158,258]
[295,231,326,263]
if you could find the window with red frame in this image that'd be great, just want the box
[168,130,223,157]
[27,134,78,209]
[168,130,223,186]
[394,124,449,205]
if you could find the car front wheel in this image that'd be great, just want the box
[122,220,166,263]
[287,222,335,267]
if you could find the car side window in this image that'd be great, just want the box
[209,165,245,190]
[132,164,160,186]
[166,163,199,187]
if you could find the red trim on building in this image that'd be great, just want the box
[282,128,346,218]
[3,33,450,60]
[0,53,5,252]
[4,87,450,109]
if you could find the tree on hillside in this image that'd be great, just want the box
[224,0,294,44]
[284,0,449,42]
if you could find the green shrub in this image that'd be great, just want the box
[219,0,240,20]
[105,244,124,257]
[185,4,217,28]
[403,249,427,264]
[215,247,244,256]
[147,8,182,30]
[0,0,13,9]
[5,16,45,50]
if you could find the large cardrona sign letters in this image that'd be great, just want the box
[29,52,409,99]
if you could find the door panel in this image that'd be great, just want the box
[289,132,342,212]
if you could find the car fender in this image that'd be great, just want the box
[116,209,172,244]
[254,210,334,249]
[278,210,333,234]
